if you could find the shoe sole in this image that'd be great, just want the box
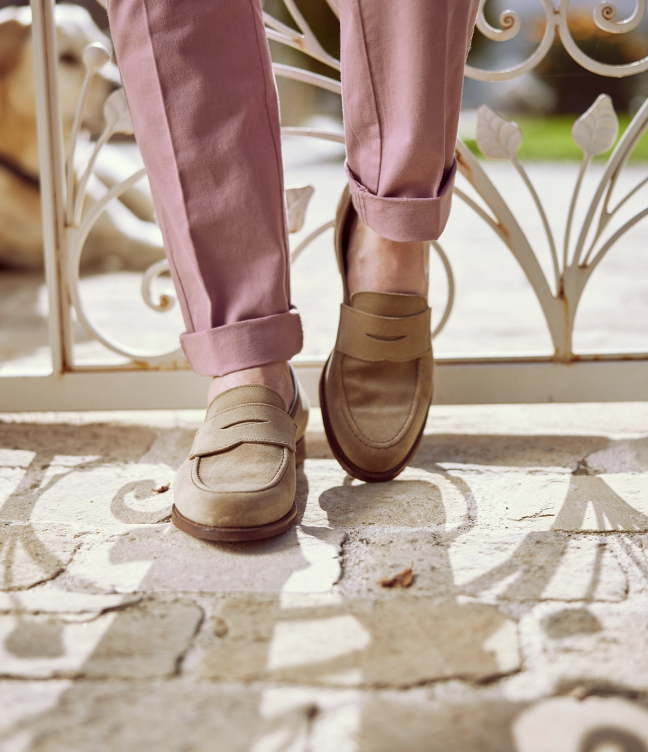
[319,357,428,483]
[172,502,298,542]
[171,437,305,542]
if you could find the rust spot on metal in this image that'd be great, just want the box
[570,352,648,362]
[550,290,574,364]
[455,150,473,180]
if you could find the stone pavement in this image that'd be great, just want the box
[2,401,648,750]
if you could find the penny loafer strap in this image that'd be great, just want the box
[335,304,432,362]
[189,403,297,458]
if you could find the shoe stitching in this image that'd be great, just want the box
[204,402,295,431]
[193,448,289,495]
[320,363,430,481]
[337,353,422,450]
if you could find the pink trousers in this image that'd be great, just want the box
[107,0,479,376]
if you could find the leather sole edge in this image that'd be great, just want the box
[172,502,298,542]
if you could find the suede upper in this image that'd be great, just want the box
[174,378,309,529]
[320,187,434,481]
[323,292,434,477]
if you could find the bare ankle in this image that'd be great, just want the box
[346,213,429,298]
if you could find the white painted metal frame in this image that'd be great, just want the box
[2,0,648,411]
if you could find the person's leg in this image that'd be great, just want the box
[106,0,299,407]
[321,0,479,482]
[337,0,480,296]
[108,0,308,542]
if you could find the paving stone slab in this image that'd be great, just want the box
[0,599,201,679]
[340,530,628,602]
[0,590,140,613]
[0,680,72,752]
[0,431,186,528]
[197,594,520,686]
[0,465,25,507]
[467,473,570,528]
[449,532,628,602]
[0,523,82,590]
[20,463,175,528]
[60,523,343,594]
[306,464,648,534]
[335,471,623,535]
[357,690,526,752]
[303,460,472,530]
[512,601,648,696]
[339,531,457,599]
[0,681,268,752]
[0,682,370,752]
[0,680,562,752]
[0,681,509,752]
[4,679,648,752]
[412,432,611,472]
[585,436,648,474]
[513,696,648,752]
[0,421,194,529]
[427,470,648,533]
[0,448,36,468]
[0,421,161,468]
[551,473,648,532]
[423,403,648,441]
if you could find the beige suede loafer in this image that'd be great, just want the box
[172,367,309,541]
[320,186,434,483]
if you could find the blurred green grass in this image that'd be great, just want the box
[463,114,648,162]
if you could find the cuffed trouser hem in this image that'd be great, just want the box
[180,309,303,377]
[345,159,458,243]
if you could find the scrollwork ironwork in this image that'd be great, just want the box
[62,0,648,369]
[457,96,648,360]
[593,0,647,34]
[264,0,648,84]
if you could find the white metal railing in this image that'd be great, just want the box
[2,0,648,410]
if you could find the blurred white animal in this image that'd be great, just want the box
[0,4,164,270]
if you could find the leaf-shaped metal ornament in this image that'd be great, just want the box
[285,185,314,233]
[476,105,523,161]
[572,94,618,158]
[103,88,133,135]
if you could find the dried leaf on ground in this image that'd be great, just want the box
[152,483,170,494]
[380,567,414,589]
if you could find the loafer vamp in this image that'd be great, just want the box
[196,443,286,491]
[326,349,433,473]
[175,450,295,528]
[340,356,420,444]
[173,382,306,530]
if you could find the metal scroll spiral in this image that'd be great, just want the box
[466,0,648,81]
[65,41,183,366]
